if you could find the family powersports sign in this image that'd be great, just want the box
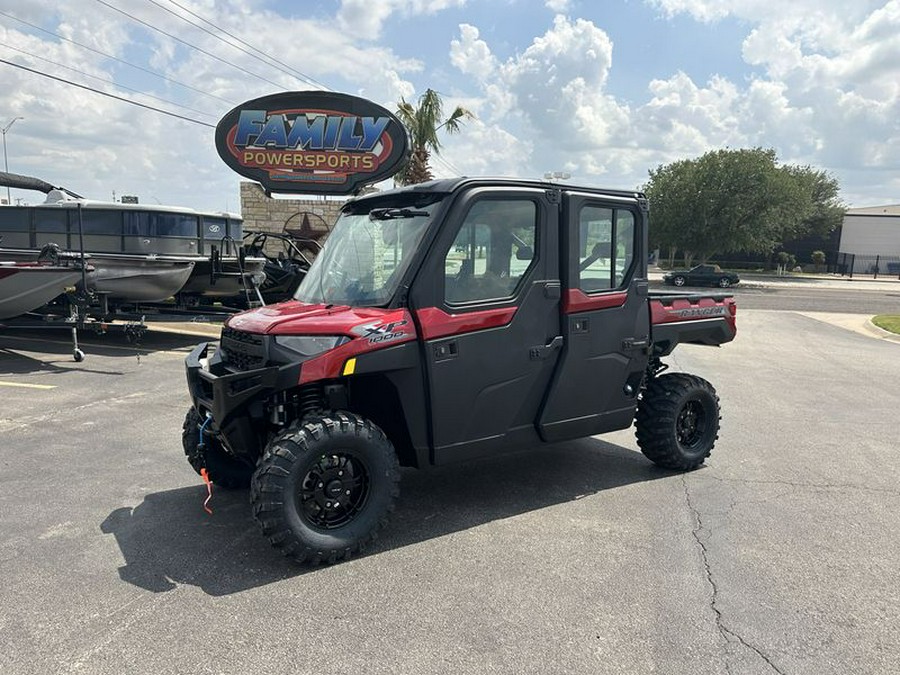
[215,91,410,195]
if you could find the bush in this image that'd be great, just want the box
[811,250,826,272]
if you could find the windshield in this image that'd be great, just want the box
[294,201,438,306]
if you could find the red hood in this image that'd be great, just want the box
[225,301,406,337]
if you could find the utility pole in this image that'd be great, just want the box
[2,116,24,205]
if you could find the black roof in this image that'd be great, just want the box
[347,177,645,208]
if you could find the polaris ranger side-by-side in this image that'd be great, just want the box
[184,178,737,564]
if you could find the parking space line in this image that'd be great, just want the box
[0,381,56,390]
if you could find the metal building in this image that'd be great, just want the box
[838,204,900,276]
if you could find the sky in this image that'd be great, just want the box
[0,0,898,212]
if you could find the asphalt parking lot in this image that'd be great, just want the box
[1,301,899,674]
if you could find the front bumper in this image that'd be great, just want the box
[185,341,301,427]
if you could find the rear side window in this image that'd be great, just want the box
[443,199,537,305]
[578,206,636,292]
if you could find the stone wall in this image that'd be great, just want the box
[239,182,345,240]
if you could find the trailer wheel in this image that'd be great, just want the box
[635,374,720,470]
[251,412,400,565]
[182,407,253,489]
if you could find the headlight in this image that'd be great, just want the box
[273,335,349,356]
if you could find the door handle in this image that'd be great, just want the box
[622,337,649,352]
[433,341,458,362]
[530,336,564,360]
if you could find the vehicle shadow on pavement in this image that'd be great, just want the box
[100,437,671,596]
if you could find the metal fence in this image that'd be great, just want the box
[833,253,900,279]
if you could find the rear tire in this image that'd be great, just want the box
[251,412,400,565]
[182,407,253,489]
[635,374,720,470]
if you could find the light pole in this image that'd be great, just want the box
[2,116,24,205]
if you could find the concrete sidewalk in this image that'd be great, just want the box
[798,312,900,344]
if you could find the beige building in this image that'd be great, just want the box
[838,204,900,275]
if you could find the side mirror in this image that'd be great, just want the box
[592,241,611,257]
[515,246,533,260]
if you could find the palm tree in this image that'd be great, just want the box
[395,89,473,185]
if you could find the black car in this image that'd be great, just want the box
[663,264,740,288]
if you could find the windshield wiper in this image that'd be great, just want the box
[369,207,430,220]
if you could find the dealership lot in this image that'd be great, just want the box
[1,300,899,674]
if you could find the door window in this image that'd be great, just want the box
[443,199,537,305]
[578,206,636,292]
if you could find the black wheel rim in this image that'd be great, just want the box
[676,400,708,450]
[298,453,370,530]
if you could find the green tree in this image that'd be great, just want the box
[644,148,845,266]
[780,165,845,238]
[395,89,473,185]
[644,158,696,267]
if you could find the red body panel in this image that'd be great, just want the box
[226,301,404,336]
[298,327,415,384]
[650,295,737,334]
[224,301,417,384]
[415,306,517,340]
[562,289,628,314]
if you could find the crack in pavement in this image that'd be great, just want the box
[682,475,786,675]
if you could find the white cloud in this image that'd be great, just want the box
[545,0,572,12]
[450,24,497,81]
[440,119,533,178]
[337,0,468,38]
[445,3,900,203]
[450,16,634,180]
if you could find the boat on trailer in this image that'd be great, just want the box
[0,260,85,320]
[0,172,264,305]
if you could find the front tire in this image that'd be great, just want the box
[182,407,253,489]
[718,277,732,288]
[635,374,720,470]
[251,412,400,565]
[673,275,686,287]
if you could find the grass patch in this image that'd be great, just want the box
[872,315,900,334]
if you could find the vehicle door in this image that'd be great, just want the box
[693,265,714,285]
[537,194,650,441]
[409,187,562,464]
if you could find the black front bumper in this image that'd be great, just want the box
[185,341,301,427]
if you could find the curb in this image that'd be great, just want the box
[864,319,900,343]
